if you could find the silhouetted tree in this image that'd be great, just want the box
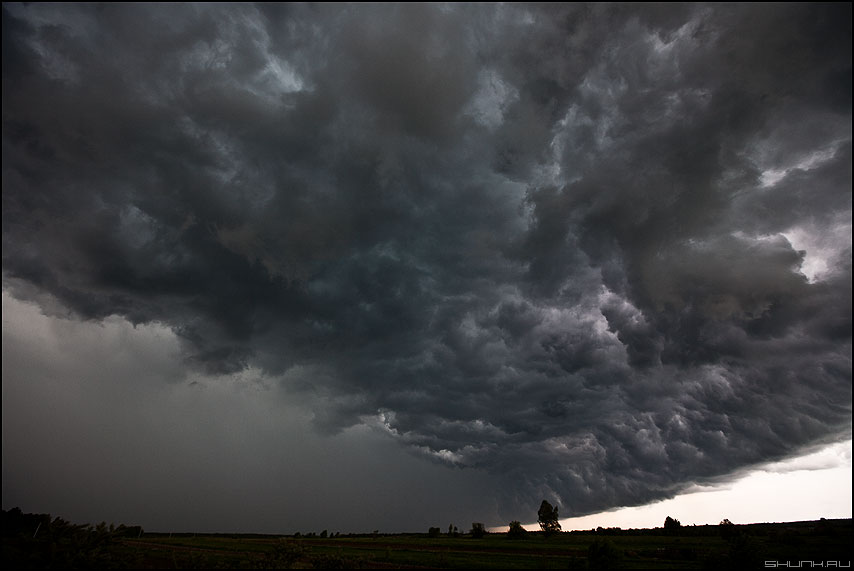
[664,516,682,535]
[1,510,141,568]
[470,522,486,538]
[538,500,561,535]
[428,527,441,538]
[507,521,527,538]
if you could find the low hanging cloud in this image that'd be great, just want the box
[3,3,851,519]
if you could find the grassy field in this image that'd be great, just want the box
[4,512,851,569]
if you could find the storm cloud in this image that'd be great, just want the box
[3,3,851,522]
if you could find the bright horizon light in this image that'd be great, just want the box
[492,439,852,532]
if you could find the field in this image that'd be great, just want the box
[4,511,850,569]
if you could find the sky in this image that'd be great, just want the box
[2,3,851,534]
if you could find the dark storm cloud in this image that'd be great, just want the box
[3,2,851,520]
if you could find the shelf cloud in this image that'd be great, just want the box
[3,3,851,523]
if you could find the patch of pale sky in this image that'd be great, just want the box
[495,439,852,532]
[782,217,852,283]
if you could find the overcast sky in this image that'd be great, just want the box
[2,3,851,533]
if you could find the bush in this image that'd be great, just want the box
[507,521,527,539]
[664,516,682,535]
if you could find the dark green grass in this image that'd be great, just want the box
[5,514,851,569]
[117,522,850,569]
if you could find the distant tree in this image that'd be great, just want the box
[320,529,328,538]
[507,521,527,539]
[538,500,562,535]
[664,516,682,535]
[428,527,441,538]
[470,522,486,538]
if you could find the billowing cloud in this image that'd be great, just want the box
[3,3,851,522]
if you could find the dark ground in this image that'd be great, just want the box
[2,509,851,569]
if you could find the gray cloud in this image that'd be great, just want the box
[3,2,851,524]
[1,293,501,532]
